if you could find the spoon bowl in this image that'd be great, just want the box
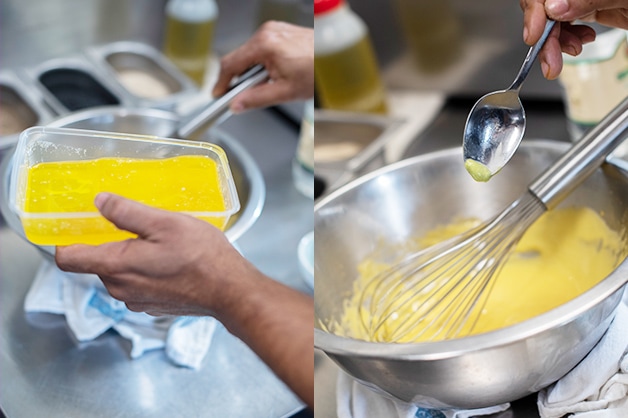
[463,19,555,181]
[463,89,525,180]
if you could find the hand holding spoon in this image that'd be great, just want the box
[463,19,556,182]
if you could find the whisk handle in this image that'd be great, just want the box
[529,97,628,209]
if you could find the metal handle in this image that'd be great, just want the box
[509,19,555,92]
[176,65,270,139]
[529,97,628,208]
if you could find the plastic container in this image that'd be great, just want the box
[314,0,387,114]
[559,29,628,142]
[163,0,218,85]
[9,126,239,246]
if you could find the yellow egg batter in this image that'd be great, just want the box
[20,155,228,246]
[334,207,626,343]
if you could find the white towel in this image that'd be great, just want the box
[538,290,628,418]
[24,260,217,370]
[336,370,510,418]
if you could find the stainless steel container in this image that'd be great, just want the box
[0,70,54,155]
[314,109,404,196]
[314,141,628,409]
[0,107,265,256]
[23,55,131,115]
[86,41,199,110]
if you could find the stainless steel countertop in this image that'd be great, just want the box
[0,108,313,417]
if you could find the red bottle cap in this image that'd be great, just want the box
[314,0,342,16]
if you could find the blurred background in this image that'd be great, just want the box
[0,0,555,98]
[0,0,312,69]
[350,0,563,99]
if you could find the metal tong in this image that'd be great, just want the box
[173,64,269,140]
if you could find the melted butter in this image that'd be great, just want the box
[335,206,625,343]
[21,155,227,246]
[465,159,493,182]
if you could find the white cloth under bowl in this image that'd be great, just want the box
[336,371,510,418]
[538,290,628,418]
[24,260,217,370]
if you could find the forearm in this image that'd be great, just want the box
[212,265,314,409]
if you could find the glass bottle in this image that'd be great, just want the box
[163,0,218,86]
[392,0,461,72]
[314,0,388,114]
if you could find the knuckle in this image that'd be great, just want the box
[104,283,125,302]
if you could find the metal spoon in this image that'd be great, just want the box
[462,19,556,182]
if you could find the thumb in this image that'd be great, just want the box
[95,193,163,238]
[545,0,625,20]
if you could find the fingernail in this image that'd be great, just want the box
[94,192,111,209]
[565,45,578,56]
[582,33,596,44]
[546,0,569,17]
[523,26,529,44]
[541,61,551,79]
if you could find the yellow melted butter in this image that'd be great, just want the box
[464,159,492,182]
[21,155,228,246]
[334,207,625,343]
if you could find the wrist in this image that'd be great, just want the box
[198,249,264,322]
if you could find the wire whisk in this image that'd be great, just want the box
[358,97,628,343]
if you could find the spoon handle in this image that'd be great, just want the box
[509,19,556,91]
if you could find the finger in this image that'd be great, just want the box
[230,81,295,112]
[558,27,585,56]
[538,32,564,79]
[523,0,549,45]
[594,9,628,29]
[55,243,123,274]
[212,46,262,98]
[546,0,628,21]
[94,192,168,239]
[560,24,597,44]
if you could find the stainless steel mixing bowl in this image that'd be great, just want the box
[0,106,265,257]
[314,140,628,409]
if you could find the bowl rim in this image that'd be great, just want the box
[314,139,628,359]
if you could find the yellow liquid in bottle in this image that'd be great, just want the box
[163,15,215,85]
[393,0,461,72]
[21,155,228,246]
[315,36,388,114]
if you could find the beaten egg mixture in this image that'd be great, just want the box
[21,155,227,246]
[333,206,625,343]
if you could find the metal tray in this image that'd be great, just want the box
[0,70,54,155]
[86,41,198,110]
[23,54,132,115]
[314,109,405,197]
